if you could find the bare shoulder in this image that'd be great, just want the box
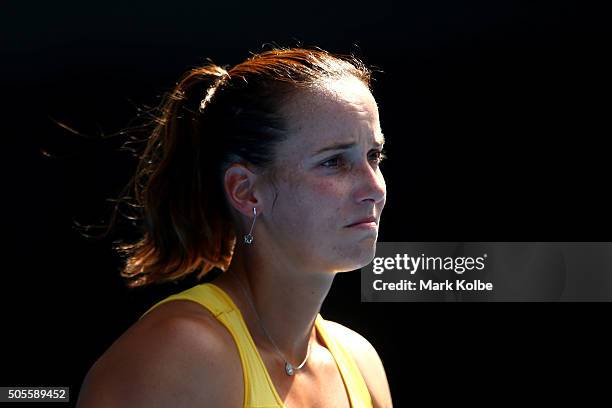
[323,320,393,408]
[77,300,244,408]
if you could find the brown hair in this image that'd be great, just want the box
[111,47,373,288]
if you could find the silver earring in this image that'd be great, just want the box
[244,207,257,244]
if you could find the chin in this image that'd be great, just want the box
[334,241,378,272]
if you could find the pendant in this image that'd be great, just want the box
[285,362,294,376]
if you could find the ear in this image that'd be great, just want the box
[223,163,262,217]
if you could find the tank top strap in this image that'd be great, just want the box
[140,283,285,407]
[315,315,374,408]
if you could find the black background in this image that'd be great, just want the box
[2,1,610,406]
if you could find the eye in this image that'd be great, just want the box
[369,149,387,165]
[321,155,345,168]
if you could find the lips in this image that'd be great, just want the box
[345,216,377,227]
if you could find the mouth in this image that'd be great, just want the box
[345,216,378,228]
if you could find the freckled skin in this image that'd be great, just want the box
[208,77,391,406]
[260,77,387,273]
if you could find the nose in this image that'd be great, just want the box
[353,161,386,205]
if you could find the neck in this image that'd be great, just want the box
[212,243,336,364]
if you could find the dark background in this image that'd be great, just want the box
[2,0,610,406]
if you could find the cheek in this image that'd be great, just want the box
[303,179,347,225]
[310,178,344,197]
[283,176,346,224]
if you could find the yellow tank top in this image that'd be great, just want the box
[140,282,373,408]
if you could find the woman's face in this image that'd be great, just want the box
[260,77,386,273]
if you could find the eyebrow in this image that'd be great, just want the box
[312,134,385,156]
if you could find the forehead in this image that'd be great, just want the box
[278,77,383,155]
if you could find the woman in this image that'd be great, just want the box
[77,47,392,407]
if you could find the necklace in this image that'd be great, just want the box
[230,270,311,376]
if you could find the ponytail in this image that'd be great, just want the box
[117,65,236,287]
